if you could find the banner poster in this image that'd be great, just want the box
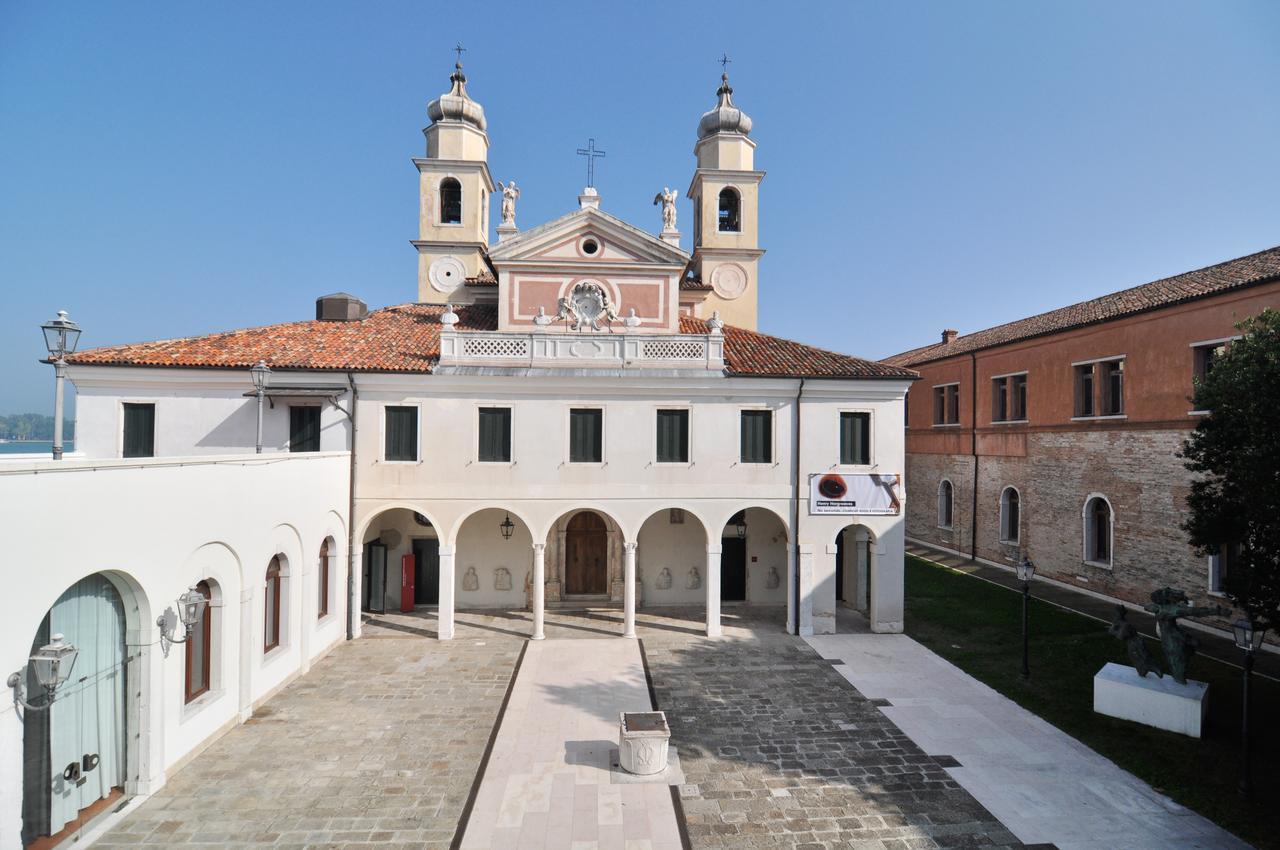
[809,473,902,516]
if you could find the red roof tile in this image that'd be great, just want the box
[884,245,1280,367]
[70,303,915,380]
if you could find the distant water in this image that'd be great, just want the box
[0,441,71,455]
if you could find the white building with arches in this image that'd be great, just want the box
[2,64,915,848]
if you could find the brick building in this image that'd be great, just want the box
[884,246,1280,616]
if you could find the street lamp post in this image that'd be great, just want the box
[1015,555,1036,680]
[250,360,271,454]
[40,311,82,461]
[1232,617,1267,798]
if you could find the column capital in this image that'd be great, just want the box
[532,542,546,553]
[438,545,456,557]
[706,544,723,556]
[623,541,638,552]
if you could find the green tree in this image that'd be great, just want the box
[1182,308,1280,628]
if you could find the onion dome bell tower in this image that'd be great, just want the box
[413,62,496,303]
[687,73,765,330]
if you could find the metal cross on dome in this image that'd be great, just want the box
[453,42,466,63]
[719,52,731,72]
[576,138,606,188]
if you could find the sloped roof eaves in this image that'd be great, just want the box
[883,245,1280,368]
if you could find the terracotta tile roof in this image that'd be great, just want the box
[680,317,917,379]
[884,245,1280,368]
[70,303,916,380]
[464,273,497,287]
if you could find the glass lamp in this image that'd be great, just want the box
[41,311,81,360]
[250,360,271,391]
[178,585,208,632]
[1233,619,1267,653]
[1015,557,1036,583]
[499,513,515,540]
[30,634,78,690]
[734,512,747,540]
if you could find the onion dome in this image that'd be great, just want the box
[427,64,487,131]
[697,73,752,139]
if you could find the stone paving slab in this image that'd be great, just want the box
[807,628,1250,850]
[459,638,682,850]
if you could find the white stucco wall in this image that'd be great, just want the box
[0,452,349,847]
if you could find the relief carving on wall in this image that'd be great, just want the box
[656,567,673,590]
[462,566,479,592]
[765,565,781,590]
[553,281,619,331]
[494,567,512,591]
[686,566,702,591]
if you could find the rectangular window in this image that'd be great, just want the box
[1074,364,1095,417]
[1210,543,1239,594]
[992,377,1008,422]
[289,406,321,453]
[478,407,512,463]
[740,410,772,464]
[839,412,870,465]
[122,402,155,458]
[1011,374,1027,420]
[992,374,1028,422]
[184,582,211,704]
[569,408,603,463]
[1101,359,1124,415]
[384,406,418,462]
[1193,343,1225,382]
[656,409,689,463]
[318,541,330,619]
[932,384,960,425]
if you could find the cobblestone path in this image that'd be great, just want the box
[97,617,524,848]
[641,608,1022,850]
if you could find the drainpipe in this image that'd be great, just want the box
[792,377,806,635]
[970,352,978,561]
[345,372,359,640]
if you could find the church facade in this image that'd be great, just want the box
[3,65,914,847]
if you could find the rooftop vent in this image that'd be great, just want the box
[316,293,368,322]
[941,328,958,344]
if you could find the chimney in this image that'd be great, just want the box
[316,293,368,322]
[941,328,958,344]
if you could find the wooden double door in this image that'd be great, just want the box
[565,511,608,595]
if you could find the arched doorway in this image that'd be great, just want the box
[22,574,129,848]
[565,511,608,596]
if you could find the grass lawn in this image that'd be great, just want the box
[904,554,1277,849]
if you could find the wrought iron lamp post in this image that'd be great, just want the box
[40,311,82,460]
[1232,617,1267,798]
[250,360,271,453]
[7,634,79,711]
[157,585,210,656]
[1015,555,1036,679]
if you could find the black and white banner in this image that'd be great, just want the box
[809,473,902,515]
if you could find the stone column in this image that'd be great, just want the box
[532,543,546,640]
[705,544,722,637]
[869,526,905,633]
[854,530,870,613]
[797,543,815,637]
[623,541,637,638]
[786,544,797,633]
[438,545,455,640]
[349,549,363,639]
[238,586,254,721]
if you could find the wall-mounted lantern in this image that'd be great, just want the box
[7,633,79,711]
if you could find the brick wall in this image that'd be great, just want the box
[908,427,1224,615]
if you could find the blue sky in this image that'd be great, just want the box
[2,1,1278,414]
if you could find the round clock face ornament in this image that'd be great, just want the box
[710,263,748,299]
[428,256,467,293]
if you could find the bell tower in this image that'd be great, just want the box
[413,61,496,303]
[687,72,765,330]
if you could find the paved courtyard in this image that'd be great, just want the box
[93,605,1248,849]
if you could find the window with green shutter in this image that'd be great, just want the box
[655,409,689,463]
[839,411,870,465]
[740,410,772,463]
[478,407,512,462]
[289,406,321,452]
[122,402,155,458]
[384,406,418,461]
[569,408,603,463]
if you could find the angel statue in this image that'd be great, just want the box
[499,181,520,226]
[653,187,677,232]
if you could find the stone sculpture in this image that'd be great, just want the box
[494,567,512,591]
[1142,587,1227,685]
[1107,606,1162,679]
[499,180,519,226]
[656,567,672,590]
[765,565,780,590]
[553,281,619,331]
[686,566,701,590]
[461,566,479,592]
[652,187,677,232]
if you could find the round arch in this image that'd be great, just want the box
[635,505,712,546]
[537,503,631,544]
[709,505,790,541]
[447,503,538,550]
[355,502,447,546]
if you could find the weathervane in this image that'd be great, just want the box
[576,138,606,188]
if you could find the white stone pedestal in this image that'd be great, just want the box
[618,711,670,775]
[1093,662,1208,738]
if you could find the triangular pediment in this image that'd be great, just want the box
[489,207,689,267]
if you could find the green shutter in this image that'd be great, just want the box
[290,406,320,452]
[385,406,417,461]
[570,409,602,463]
[840,412,870,465]
[122,403,155,458]
[479,407,511,462]
[740,410,771,463]
[656,409,688,463]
